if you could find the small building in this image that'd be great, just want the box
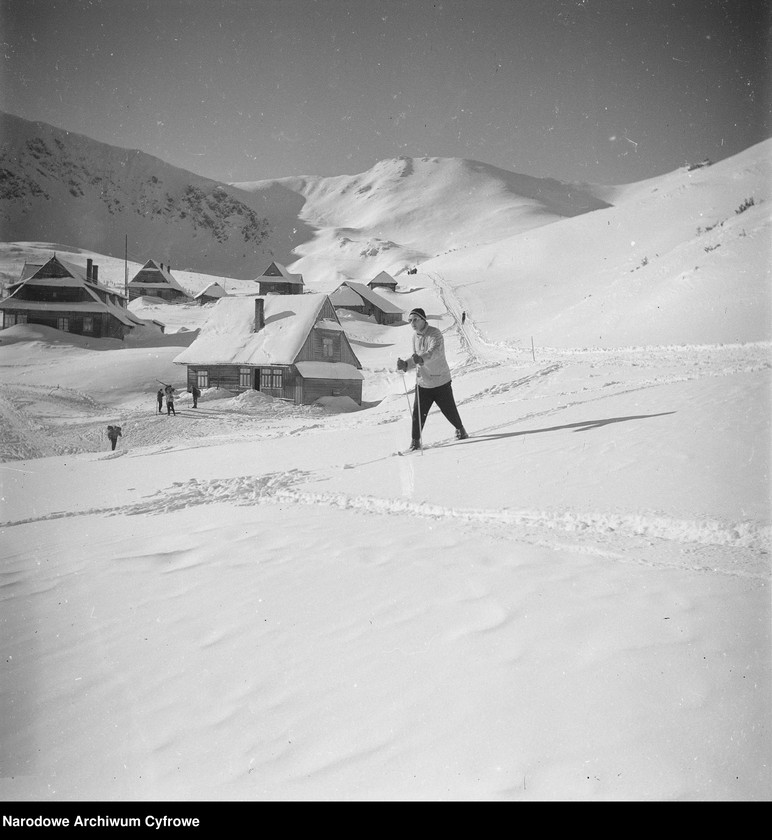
[194,282,228,305]
[174,294,363,405]
[128,259,192,303]
[330,280,403,325]
[255,261,304,295]
[367,271,398,291]
[0,255,147,339]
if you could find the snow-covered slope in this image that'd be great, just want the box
[0,131,770,802]
[233,156,611,288]
[0,284,769,800]
[424,139,772,347]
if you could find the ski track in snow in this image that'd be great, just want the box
[1,270,769,583]
[1,337,768,462]
[2,468,769,581]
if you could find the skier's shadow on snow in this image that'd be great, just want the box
[465,411,676,442]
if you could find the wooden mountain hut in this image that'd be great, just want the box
[194,282,228,305]
[0,255,147,339]
[254,261,304,295]
[330,281,403,325]
[128,259,192,302]
[367,271,398,291]
[174,293,363,405]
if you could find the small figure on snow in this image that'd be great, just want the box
[191,384,201,408]
[165,385,176,416]
[461,311,466,326]
[106,424,122,451]
[396,307,468,451]
[156,388,164,414]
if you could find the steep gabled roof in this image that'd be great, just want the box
[256,261,304,286]
[368,271,397,288]
[129,259,190,295]
[335,281,403,315]
[173,294,345,367]
[20,254,94,286]
[0,255,139,326]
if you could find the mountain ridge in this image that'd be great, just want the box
[2,111,613,284]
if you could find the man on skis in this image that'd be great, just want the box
[397,307,468,451]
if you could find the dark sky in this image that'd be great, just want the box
[1,0,769,185]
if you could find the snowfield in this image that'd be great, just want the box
[0,143,770,801]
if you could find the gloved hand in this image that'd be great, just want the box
[396,358,407,372]
[412,353,424,365]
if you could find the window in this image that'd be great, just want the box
[196,370,209,388]
[83,316,94,334]
[322,337,334,358]
[261,368,283,390]
[239,367,251,388]
[57,317,69,332]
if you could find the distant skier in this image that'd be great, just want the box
[191,384,201,408]
[156,388,164,414]
[396,307,468,451]
[106,424,122,451]
[461,311,466,325]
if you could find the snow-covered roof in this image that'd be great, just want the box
[330,285,363,307]
[194,282,228,300]
[174,294,332,366]
[336,281,403,314]
[255,261,304,285]
[295,362,363,380]
[368,271,397,287]
[129,259,190,295]
[1,255,137,325]
[255,262,304,286]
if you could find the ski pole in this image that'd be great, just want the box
[400,372,413,415]
[415,380,424,454]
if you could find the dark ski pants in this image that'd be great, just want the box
[412,381,463,440]
[110,439,117,450]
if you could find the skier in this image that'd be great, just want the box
[156,388,164,414]
[191,384,201,408]
[106,424,122,451]
[396,307,468,451]
[165,385,176,416]
[461,311,466,325]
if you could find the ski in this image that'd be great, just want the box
[395,435,472,456]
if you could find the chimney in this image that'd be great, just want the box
[86,258,93,280]
[254,298,265,332]
[92,265,98,282]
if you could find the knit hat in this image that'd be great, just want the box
[409,307,427,321]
